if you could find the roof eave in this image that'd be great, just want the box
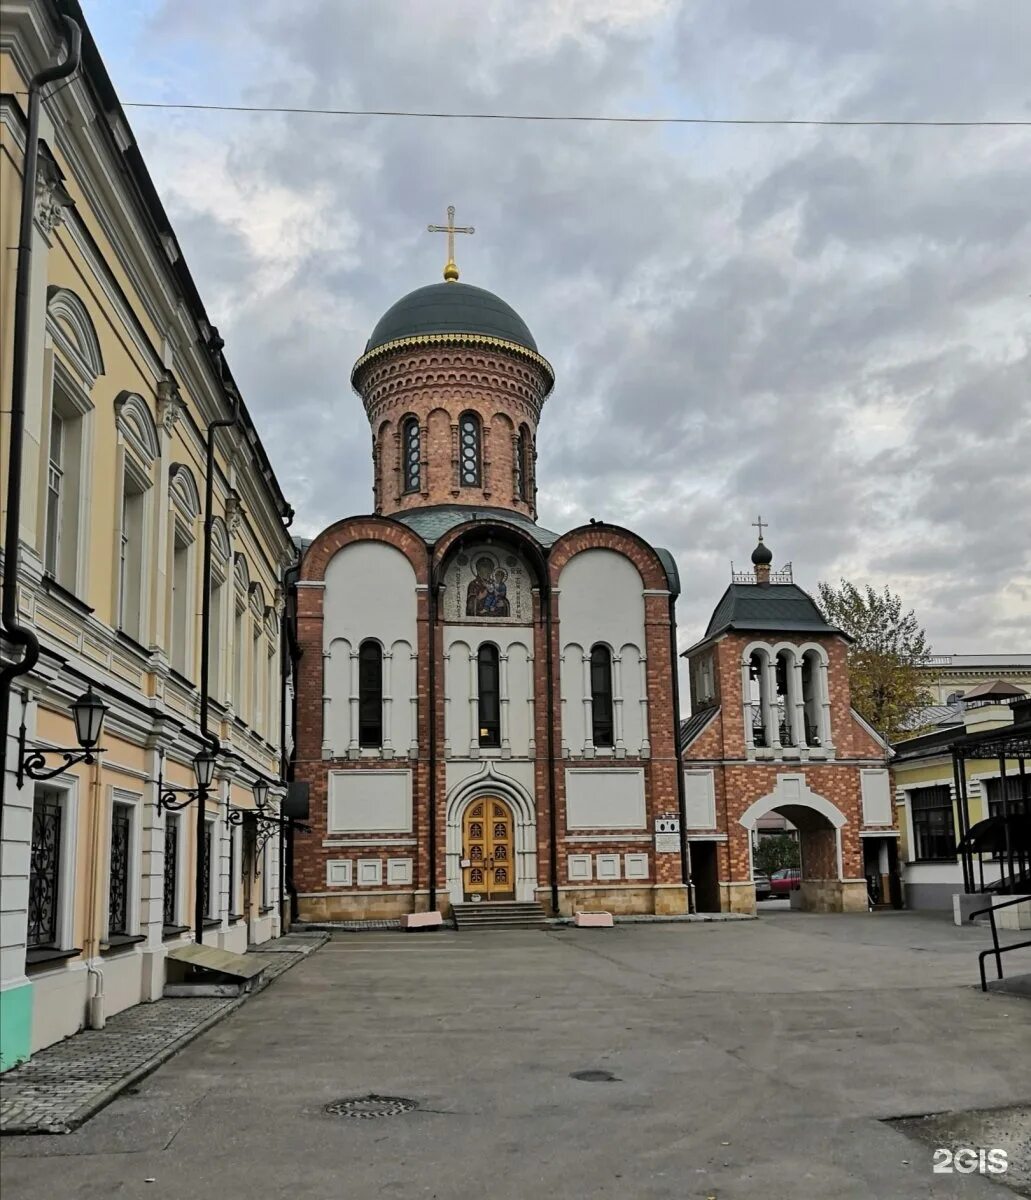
[351,331,555,394]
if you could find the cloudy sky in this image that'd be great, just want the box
[82,0,1030,654]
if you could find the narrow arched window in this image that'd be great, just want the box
[477,644,500,747]
[459,412,481,487]
[590,644,614,747]
[358,640,383,747]
[516,426,531,500]
[402,417,420,493]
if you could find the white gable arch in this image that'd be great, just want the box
[46,286,104,385]
[114,391,159,464]
[168,463,200,521]
[210,516,231,563]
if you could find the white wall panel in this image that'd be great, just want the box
[684,770,717,828]
[565,768,646,829]
[328,770,412,833]
[861,769,892,825]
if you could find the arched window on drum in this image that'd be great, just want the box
[459,411,482,487]
[402,416,421,493]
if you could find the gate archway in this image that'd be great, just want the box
[739,775,865,913]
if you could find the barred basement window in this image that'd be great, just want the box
[108,802,133,937]
[911,785,956,862]
[358,640,383,747]
[28,790,62,948]
[459,412,481,487]
[590,644,615,748]
[402,416,421,493]
[163,814,180,928]
[477,644,500,747]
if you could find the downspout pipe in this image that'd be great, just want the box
[669,594,693,911]
[544,580,559,916]
[426,549,438,912]
[0,17,81,819]
[194,335,240,943]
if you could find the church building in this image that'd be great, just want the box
[289,220,688,921]
[679,535,898,914]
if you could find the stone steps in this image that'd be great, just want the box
[452,902,547,931]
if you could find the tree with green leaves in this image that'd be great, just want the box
[817,579,934,743]
[753,834,800,878]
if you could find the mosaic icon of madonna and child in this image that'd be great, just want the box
[466,554,511,618]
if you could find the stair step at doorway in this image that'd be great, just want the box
[452,902,548,930]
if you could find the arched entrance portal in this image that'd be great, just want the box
[462,797,515,900]
[445,768,538,905]
[739,775,866,913]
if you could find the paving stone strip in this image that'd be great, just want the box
[0,932,328,1136]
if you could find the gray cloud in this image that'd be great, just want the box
[87,0,1031,655]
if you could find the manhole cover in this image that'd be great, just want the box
[323,1095,418,1119]
[571,1069,619,1083]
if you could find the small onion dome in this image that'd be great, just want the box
[751,539,773,566]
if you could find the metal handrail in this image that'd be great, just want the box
[968,893,1031,992]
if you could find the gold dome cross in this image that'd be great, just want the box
[427,205,475,282]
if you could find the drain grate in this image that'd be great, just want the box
[571,1069,619,1083]
[324,1094,418,1119]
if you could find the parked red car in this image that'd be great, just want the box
[769,868,801,896]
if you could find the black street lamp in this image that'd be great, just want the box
[252,776,270,812]
[156,749,218,814]
[17,685,108,786]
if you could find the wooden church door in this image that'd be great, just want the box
[462,798,515,900]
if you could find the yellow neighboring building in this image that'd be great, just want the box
[892,698,1030,910]
[1,0,295,1069]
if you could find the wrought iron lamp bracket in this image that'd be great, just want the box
[16,721,104,788]
[156,786,202,815]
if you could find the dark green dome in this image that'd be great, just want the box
[365,282,538,354]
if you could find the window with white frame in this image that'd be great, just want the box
[202,818,218,920]
[208,519,231,703]
[168,465,199,678]
[163,812,182,931]
[43,385,86,589]
[252,621,264,732]
[118,473,147,639]
[261,838,274,910]
[114,393,158,642]
[208,574,225,699]
[42,288,102,594]
[107,797,137,939]
[27,782,76,959]
[227,821,241,918]
[28,789,64,950]
[171,528,193,676]
[234,597,247,717]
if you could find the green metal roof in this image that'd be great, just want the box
[703,583,840,640]
[655,548,680,596]
[680,706,719,750]
[366,282,538,353]
[395,505,561,547]
[392,506,680,593]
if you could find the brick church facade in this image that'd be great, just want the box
[288,261,689,920]
[680,541,898,915]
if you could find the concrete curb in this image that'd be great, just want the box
[4,933,329,1136]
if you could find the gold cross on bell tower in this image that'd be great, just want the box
[427,205,475,282]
